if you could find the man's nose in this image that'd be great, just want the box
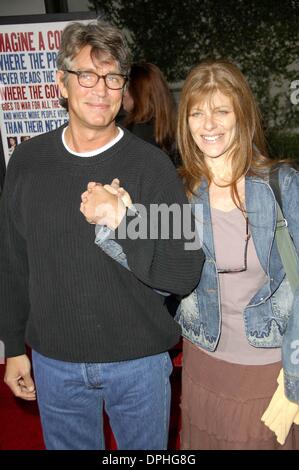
[91,77,107,96]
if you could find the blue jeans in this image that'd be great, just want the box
[32,350,173,450]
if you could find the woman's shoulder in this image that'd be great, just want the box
[277,161,299,176]
[276,162,299,196]
[246,161,298,183]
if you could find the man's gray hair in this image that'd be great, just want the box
[57,20,131,109]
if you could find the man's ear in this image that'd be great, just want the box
[56,70,68,99]
[122,81,129,95]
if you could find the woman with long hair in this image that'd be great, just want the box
[176,59,299,449]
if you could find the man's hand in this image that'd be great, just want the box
[85,179,132,207]
[4,354,36,401]
[80,179,127,229]
[103,178,132,208]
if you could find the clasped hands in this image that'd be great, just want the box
[80,178,132,230]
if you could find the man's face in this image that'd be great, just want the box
[57,45,123,133]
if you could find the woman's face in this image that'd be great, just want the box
[188,90,237,161]
[122,87,134,113]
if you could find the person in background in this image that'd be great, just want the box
[175,59,299,450]
[0,20,204,451]
[121,62,178,164]
[20,136,31,142]
[7,136,17,159]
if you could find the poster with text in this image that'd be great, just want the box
[0,14,95,165]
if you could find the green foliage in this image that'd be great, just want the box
[267,131,299,160]
[89,0,299,131]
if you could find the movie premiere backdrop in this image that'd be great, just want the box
[0,12,96,166]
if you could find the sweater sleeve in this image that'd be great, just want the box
[0,165,30,357]
[112,176,205,296]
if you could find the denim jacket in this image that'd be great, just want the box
[176,164,299,402]
[95,165,299,402]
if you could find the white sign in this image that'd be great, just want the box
[0,16,94,165]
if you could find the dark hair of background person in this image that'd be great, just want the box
[122,63,177,162]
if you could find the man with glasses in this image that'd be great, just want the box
[0,20,204,450]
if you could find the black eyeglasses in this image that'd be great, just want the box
[217,216,250,274]
[64,70,128,90]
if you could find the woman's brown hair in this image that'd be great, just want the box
[123,63,176,154]
[177,59,270,200]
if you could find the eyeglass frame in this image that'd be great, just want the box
[217,216,251,274]
[64,69,128,90]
